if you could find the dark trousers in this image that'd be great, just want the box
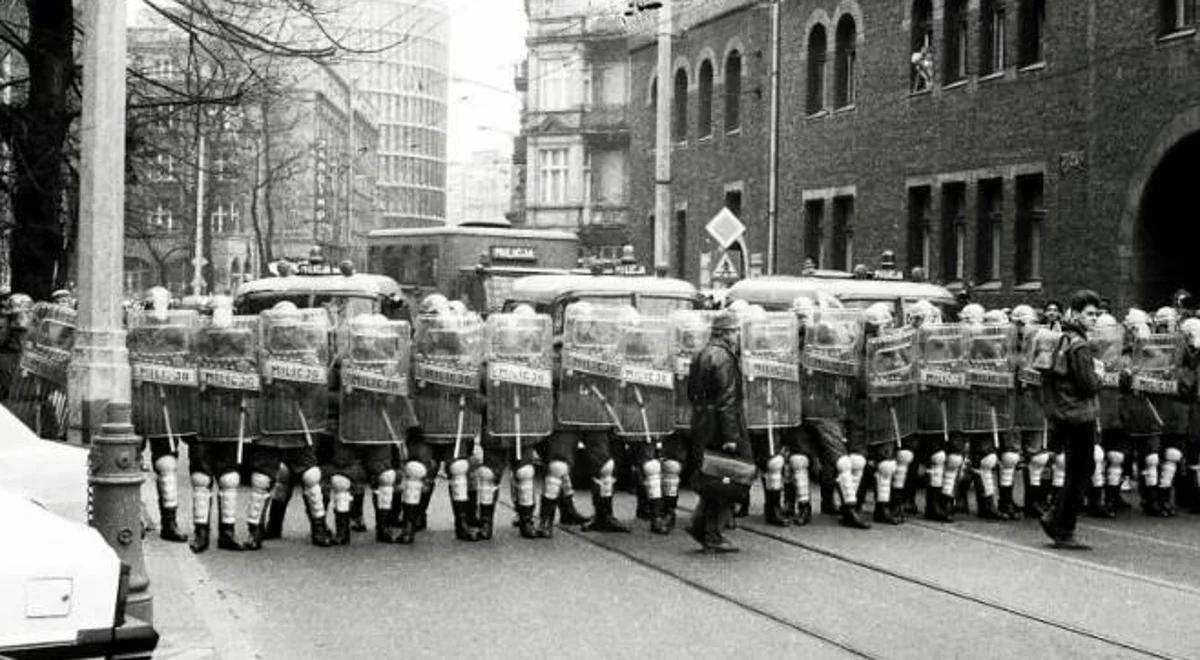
[1047,421,1097,535]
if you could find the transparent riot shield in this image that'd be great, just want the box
[801,309,861,421]
[1090,324,1127,430]
[916,323,966,436]
[6,303,76,438]
[260,309,330,440]
[962,324,1016,441]
[196,316,261,444]
[743,312,802,432]
[558,303,627,428]
[616,314,674,439]
[128,309,200,444]
[486,312,554,450]
[412,313,483,447]
[1014,324,1050,434]
[670,310,713,429]
[865,328,918,444]
[1133,334,1180,433]
[339,317,411,446]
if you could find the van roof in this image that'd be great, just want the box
[369,226,578,241]
[727,275,956,308]
[507,274,698,304]
[235,274,403,299]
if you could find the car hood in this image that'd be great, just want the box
[0,406,88,523]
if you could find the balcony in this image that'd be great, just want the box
[522,105,628,139]
[513,61,527,93]
[527,15,627,44]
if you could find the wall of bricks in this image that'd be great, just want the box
[627,0,1200,309]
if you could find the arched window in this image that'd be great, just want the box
[1017,0,1045,67]
[834,16,856,108]
[806,25,828,114]
[697,59,713,138]
[724,50,741,132]
[911,0,934,92]
[672,67,688,142]
[123,257,152,297]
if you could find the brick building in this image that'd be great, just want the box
[628,0,1200,307]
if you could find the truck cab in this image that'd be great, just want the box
[727,272,957,321]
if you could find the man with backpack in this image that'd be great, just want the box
[1039,290,1104,550]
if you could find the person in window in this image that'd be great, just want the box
[911,45,934,92]
[1038,290,1103,550]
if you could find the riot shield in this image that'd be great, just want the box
[670,310,713,429]
[742,312,802,431]
[6,303,76,438]
[865,328,918,444]
[339,317,411,446]
[128,309,200,443]
[260,309,330,440]
[412,314,483,447]
[486,312,554,445]
[196,316,261,442]
[962,324,1016,441]
[1014,324,1051,433]
[558,303,626,428]
[616,314,674,439]
[916,323,966,436]
[1133,333,1180,433]
[801,309,861,421]
[1090,324,1126,430]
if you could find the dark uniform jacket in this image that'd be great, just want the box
[687,335,752,462]
[1041,319,1102,425]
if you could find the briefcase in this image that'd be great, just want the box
[699,450,757,487]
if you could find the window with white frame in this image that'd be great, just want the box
[941,182,966,282]
[538,147,569,204]
[976,178,1003,283]
[150,153,174,182]
[1161,0,1196,35]
[1016,173,1045,283]
[148,202,173,231]
[211,203,240,234]
[538,58,571,110]
[980,0,1007,75]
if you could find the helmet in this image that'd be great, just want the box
[791,296,815,324]
[983,309,1009,325]
[741,304,767,324]
[712,310,740,332]
[1011,304,1037,325]
[271,301,299,313]
[419,293,449,316]
[1154,306,1178,332]
[5,292,33,315]
[447,300,468,316]
[1182,318,1200,349]
[1124,308,1151,327]
[905,299,939,327]
[726,299,750,313]
[863,302,893,329]
[512,303,535,317]
[349,312,388,330]
[959,303,985,325]
[1095,313,1119,328]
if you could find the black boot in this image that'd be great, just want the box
[396,504,419,544]
[1088,486,1115,518]
[350,487,367,533]
[794,500,812,526]
[820,483,839,515]
[414,488,434,532]
[536,497,557,538]
[558,492,591,526]
[954,475,971,514]
[839,503,871,529]
[477,503,496,540]
[998,486,1019,520]
[1141,480,1162,516]
[873,499,903,525]
[903,473,921,514]
[581,493,631,533]
[376,506,403,544]
[1024,483,1045,518]
[924,487,952,522]
[217,523,245,551]
[517,504,541,539]
[661,495,679,532]
[1159,487,1177,517]
[159,507,188,543]
[976,480,1003,520]
[764,489,792,527]
[635,485,653,520]
[649,498,671,535]
[453,501,483,542]
[245,523,264,551]
[263,498,287,540]
[783,483,798,521]
[309,515,334,547]
[189,522,210,554]
[333,511,352,546]
[1104,485,1125,517]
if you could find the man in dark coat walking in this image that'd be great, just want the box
[686,310,754,553]
[1040,289,1103,549]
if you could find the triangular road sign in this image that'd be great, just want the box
[711,252,740,281]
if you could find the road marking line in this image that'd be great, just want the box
[1076,523,1200,552]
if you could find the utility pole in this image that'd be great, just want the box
[652,0,672,275]
[69,0,130,439]
[766,0,781,275]
[191,134,207,296]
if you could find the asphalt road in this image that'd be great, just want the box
[145,478,1200,660]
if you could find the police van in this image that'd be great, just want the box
[233,263,407,324]
[727,272,958,321]
[502,274,700,337]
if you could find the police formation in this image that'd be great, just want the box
[9,285,1200,554]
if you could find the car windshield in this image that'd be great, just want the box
[240,293,375,322]
[637,296,693,317]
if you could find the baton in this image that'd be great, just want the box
[940,400,950,444]
[766,380,776,457]
[633,385,654,447]
[513,390,522,463]
[588,383,625,433]
[380,405,407,461]
[1041,418,1048,453]
[891,405,902,449]
[990,406,1000,450]
[453,394,467,459]
[1146,398,1165,428]
[236,395,247,465]
[33,380,43,438]
[295,401,313,447]
[157,384,177,454]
